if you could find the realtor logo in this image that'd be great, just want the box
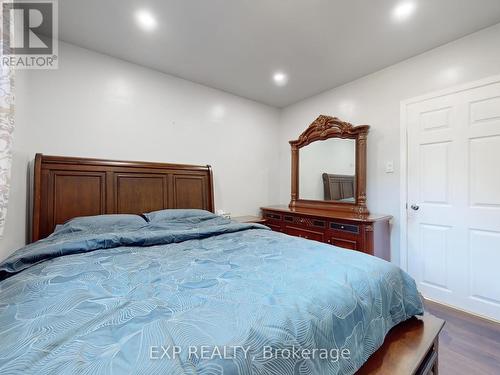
[1,0,58,69]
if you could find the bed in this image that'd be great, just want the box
[0,155,438,375]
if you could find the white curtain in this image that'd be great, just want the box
[0,64,15,237]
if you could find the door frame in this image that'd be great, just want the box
[399,74,500,272]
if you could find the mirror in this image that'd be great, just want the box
[299,138,356,202]
[289,115,369,215]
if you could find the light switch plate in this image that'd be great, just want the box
[385,161,394,173]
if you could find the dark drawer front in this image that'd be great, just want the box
[262,211,283,232]
[330,222,359,234]
[264,212,282,221]
[285,226,324,242]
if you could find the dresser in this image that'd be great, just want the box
[261,206,392,261]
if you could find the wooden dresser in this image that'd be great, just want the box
[261,206,392,261]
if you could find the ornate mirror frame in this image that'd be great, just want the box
[289,115,370,214]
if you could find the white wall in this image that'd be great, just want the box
[4,23,500,264]
[279,23,500,265]
[0,42,280,260]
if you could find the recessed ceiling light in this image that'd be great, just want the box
[392,2,416,22]
[135,10,157,31]
[273,72,288,87]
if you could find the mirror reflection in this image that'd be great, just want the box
[299,138,356,202]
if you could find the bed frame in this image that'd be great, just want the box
[32,154,214,242]
[30,154,444,374]
[359,314,444,374]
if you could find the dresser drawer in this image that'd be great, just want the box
[263,211,283,232]
[283,215,326,229]
[264,212,282,221]
[330,222,359,234]
[326,224,362,250]
[261,207,391,261]
[285,226,324,242]
[266,223,283,232]
[328,236,360,250]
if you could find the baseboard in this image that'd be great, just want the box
[423,297,500,325]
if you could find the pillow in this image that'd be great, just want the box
[52,214,148,235]
[143,209,216,223]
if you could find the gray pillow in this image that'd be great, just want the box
[52,214,148,235]
[143,209,215,223]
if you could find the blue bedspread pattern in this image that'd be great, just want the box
[0,212,423,374]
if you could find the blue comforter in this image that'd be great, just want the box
[0,213,423,374]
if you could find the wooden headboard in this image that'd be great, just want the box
[322,173,355,201]
[32,154,215,242]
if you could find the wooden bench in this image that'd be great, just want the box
[357,314,445,375]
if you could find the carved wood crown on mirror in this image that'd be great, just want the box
[262,115,391,259]
[31,154,215,242]
[289,115,370,215]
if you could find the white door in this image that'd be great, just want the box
[405,77,500,321]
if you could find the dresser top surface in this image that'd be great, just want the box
[261,205,392,223]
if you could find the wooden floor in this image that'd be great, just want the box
[424,300,500,375]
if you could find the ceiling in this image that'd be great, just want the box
[58,0,500,107]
